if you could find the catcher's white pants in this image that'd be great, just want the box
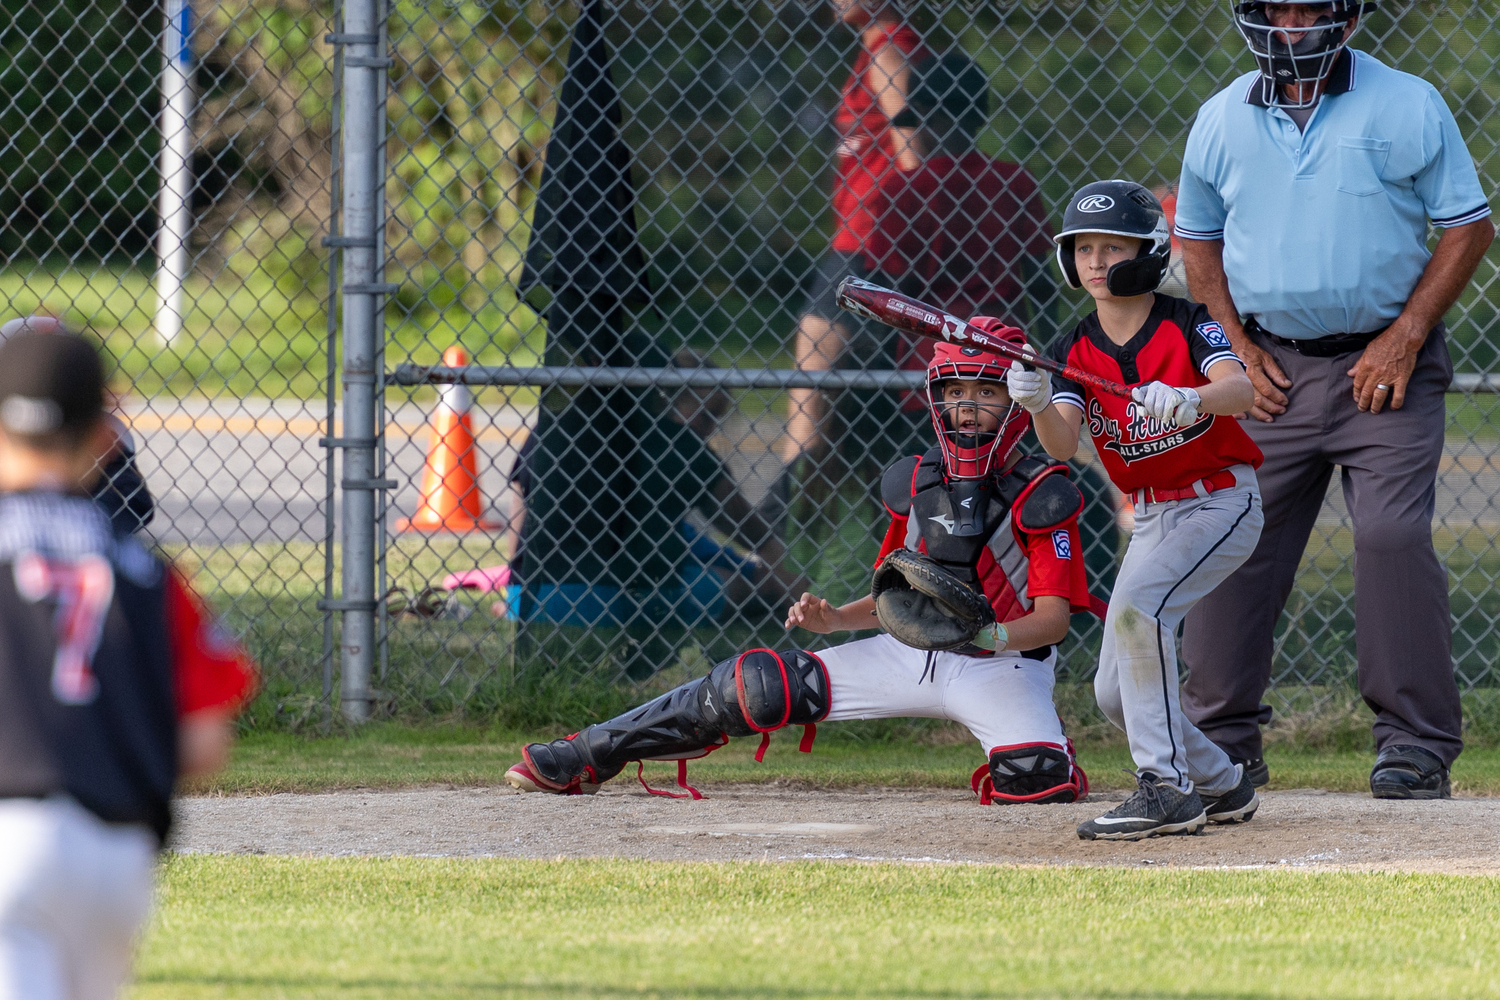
[0,797,156,1000]
[1095,468,1263,795]
[820,633,1067,752]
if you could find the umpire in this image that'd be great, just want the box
[1174,1,1494,798]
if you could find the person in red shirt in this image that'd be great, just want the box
[505,335,1098,806]
[0,330,256,1000]
[1010,180,1264,841]
[782,1,926,467]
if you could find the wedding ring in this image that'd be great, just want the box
[1375,383,1393,392]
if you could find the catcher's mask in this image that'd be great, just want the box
[926,339,1028,481]
[1232,1,1371,108]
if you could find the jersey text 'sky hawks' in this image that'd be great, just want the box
[1046,295,1263,492]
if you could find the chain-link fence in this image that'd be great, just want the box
[5,1,1499,735]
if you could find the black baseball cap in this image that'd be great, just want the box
[891,53,991,133]
[0,330,104,439]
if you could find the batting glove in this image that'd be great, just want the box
[1006,361,1052,414]
[1133,381,1202,426]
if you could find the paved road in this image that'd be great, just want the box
[122,397,1500,546]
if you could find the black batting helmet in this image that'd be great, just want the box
[1232,2,1374,108]
[1054,180,1171,298]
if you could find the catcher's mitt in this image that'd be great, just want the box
[871,549,996,651]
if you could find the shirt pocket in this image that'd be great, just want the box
[1336,136,1392,197]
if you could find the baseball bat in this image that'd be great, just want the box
[835,276,1135,400]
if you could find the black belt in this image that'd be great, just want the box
[1248,319,1386,359]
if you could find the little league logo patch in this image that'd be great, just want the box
[1197,321,1231,349]
[1051,530,1071,560]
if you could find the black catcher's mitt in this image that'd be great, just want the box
[871,549,996,651]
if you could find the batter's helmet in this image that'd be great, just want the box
[1231,1,1374,108]
[1054,180,1171,298]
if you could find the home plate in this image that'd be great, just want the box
[643,823,880,839]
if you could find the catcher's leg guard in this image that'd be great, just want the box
[971,740,1088,805]
[514,648,831,798]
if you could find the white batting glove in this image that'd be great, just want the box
[1133,381,1202,426]
[1006,361,1052,414]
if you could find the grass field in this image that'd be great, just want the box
[132,856,1500,999]
[199,723,1500,797]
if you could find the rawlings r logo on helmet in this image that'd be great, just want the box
[1076,195,1115,213]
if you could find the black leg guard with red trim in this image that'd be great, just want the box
[520,648,832,795]
[970,741,1088,805]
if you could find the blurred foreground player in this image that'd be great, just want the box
[506,330,1099,804]
[0,331,256,1000]
[1014,181,1264,840]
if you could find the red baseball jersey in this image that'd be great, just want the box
[1046,295,1263,492]
[829,22,928,253]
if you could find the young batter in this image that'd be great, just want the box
[506,332,1097,804]
[1008,180,1265,840]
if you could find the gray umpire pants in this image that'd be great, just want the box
[1181,325,1462,766]
[1095,470,1262,794]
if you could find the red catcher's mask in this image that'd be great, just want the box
[926,325,1030,480]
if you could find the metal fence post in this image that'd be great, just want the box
[335,0,392,723]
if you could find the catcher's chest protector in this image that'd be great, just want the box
[884,450,1067,580]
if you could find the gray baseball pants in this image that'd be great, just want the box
[1095,468,1262,794]
[1181,326,1462,765]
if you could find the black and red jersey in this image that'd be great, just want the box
[0,492,256,843]
[1047,295,1263,492]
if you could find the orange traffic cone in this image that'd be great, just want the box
[397,346,501,532]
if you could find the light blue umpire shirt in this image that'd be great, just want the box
[1175,48,1491,341]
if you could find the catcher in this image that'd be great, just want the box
[505,329,1102,804]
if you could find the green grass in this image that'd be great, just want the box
[200,722,1500,796]
[133,855,1500,999]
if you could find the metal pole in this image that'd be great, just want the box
[154,0,193,347]
[336,0,390,723]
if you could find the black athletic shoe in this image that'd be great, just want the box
[1199,765,1259,824]
[1077,772,1206,841]
[1229,754,1269,788]
[1370,745,1451,800]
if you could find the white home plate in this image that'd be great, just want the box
[643,823,880,839]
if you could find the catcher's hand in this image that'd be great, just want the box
[871,549,996,651]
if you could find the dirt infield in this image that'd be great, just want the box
[174,783,1500,874]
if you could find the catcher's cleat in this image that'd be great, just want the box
[503,758,599,795]
[1077,771,1206,841]
[1370,745,1451,800]
[1228,754,1269,788]
[1198,764,1259,824]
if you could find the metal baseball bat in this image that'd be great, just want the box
[835,276,1135,400]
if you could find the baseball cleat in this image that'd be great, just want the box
[1077,771,1206,841]
[1370,745,1450,800]
[1199,764,1259,824]
[503,760,599,795]
[1229,754,1269,788]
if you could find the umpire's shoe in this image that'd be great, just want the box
[1228,754,1269,788]
[1370,745,1451,800]
[1198,764,1259,824]
[1077,772,1206,841]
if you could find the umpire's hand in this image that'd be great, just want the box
[1348,326,1424,415]
[1237,339,1291,422]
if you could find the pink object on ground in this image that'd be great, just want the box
[440,565,511,592]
